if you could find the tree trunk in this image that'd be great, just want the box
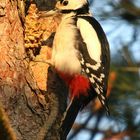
[0,0,68,140]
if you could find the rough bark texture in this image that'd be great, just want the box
[0,0,67,140]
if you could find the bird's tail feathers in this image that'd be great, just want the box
[60,97,82,139]
[97,94,110,115]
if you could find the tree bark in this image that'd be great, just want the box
[0,0,68,140]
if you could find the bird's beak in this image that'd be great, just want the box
[39,8,60,17]
[39,1,62,18]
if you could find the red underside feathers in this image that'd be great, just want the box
[69,75,90,98]
[58,71,90,98]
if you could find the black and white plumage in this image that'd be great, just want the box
[77,15,110,110]
[46,0,110,138]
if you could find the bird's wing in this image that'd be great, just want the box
[77,16,110,114]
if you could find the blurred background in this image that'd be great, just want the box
[68,0,140,139]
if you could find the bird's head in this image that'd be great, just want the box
[56,0,88,11]
[40,0,89,17]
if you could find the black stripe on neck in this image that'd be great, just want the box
[61,5,89,15]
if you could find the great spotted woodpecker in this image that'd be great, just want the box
[46,0,110,138]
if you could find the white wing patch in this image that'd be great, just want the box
[91,73,105,83]
[86,62,101,70]
[77,18,101,63]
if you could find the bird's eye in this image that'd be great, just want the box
[62,0,68,6]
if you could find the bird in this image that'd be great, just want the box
[46,0,110,138]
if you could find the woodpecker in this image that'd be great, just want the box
[47,0,110,138]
